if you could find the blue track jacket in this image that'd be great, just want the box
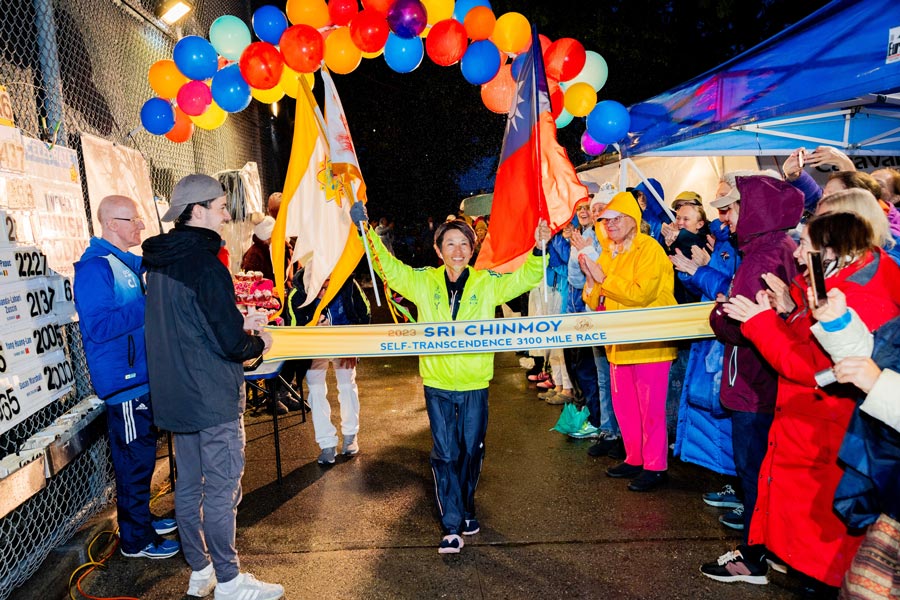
[74,237,149,405]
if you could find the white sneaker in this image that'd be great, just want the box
[342,434,359,456]
[187,568,216,597]
[214,573,284,600]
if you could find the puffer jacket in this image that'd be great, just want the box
[709,175,803,413]
[366,228,542,391]
[142,225,264,433]
[73,237,149,405]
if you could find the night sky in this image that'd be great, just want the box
[261,0,830,225]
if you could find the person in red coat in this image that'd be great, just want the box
[722,212,900,594]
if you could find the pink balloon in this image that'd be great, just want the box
[581,130,606,156]
[176,80,212,116]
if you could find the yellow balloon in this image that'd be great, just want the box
[563,82,597,118]
[251,85,285,104]
[190,101,227,130]
[280,66,315,98]
[422,0,453,25]
[362,48,384,59]
[324,27,361,75]
[492,12,530,54]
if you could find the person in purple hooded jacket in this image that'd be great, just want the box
[699,170,804,584]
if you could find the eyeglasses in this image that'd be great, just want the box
[112,216,144,224]
[605,215,626,224]
[575,205,591,212]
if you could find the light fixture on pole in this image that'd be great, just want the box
[157,0,193,25]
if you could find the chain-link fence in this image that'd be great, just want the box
[0,0,274,597]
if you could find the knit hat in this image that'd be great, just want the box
[254,216,275,241]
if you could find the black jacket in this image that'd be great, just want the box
[142,225,264,432]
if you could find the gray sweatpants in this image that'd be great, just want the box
[173,418,245,583]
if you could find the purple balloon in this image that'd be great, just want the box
[387,0,427,39]
[581,130,606,156]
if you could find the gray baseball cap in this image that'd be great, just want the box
[161,174,225,222]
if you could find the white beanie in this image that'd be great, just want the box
[254,216,275,241]
[590,182,617,209]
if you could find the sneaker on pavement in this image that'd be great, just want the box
[568,422,601,439]
[187,567,216,597]
[438,534,464,554]
[462,518,480,536]
[628,469,668,492]
[606,462,643,478]
[152,517,177,535]
[586,434,619,457]
[121,539,181,559]
[214,573,284,600]
[766,551,788,574]
[537,389,558,401]
[700,547,769,585]
[719,505,745,530]
[703,484,742,508]
[607,437,626,460]
[317,446,336,465]
[342,434,359,456]
[546,392,573,406]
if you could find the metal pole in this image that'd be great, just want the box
[33,0,65,146]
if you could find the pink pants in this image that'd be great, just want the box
[609,361,672,472]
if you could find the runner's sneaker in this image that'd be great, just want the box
[587,433,619,457]
[568,422,602,439]
[438,534,464,554]
[152,517,177,535]
[767,554,788,574]
[121,539,181,559]
[700,546,769,585]
[187,565,216,597]
[536,379,556,390]
[462,518,480,536]
[214,573,284,600]
[719,505,745,530]
[317,447,336,465]
[342,434,359,456]
[703,484,742,508]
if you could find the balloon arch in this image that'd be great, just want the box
[140,0,631,153]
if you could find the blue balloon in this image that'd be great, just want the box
[452,0,491,22]
[140,98,175,135]
[253,5,288,45]
[460,40,500,85]
[383,33,424,74]
[510,52,527,81]
[211,65,251,113]
[172,35,219,81]
[585,100,631,144]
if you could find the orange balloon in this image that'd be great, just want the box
[464,6,495,41]
[286,0,330,28]
[165,107,194,143]
[480,64,515,114]
[324,26,362,75]
[491,12,530,54]
[148,60,188,99]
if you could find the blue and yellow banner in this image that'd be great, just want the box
[265,302,715,361]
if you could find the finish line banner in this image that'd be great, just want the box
[265,302,715,361]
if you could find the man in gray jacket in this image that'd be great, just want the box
[143,174,282,600]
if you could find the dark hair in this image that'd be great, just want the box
[827,171,883,201]
[806,211,876,269]
[174,199,213,226]
[434,219,476,248]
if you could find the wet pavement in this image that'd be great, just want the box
[75,347,809,600]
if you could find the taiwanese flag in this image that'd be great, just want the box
[474,28,588,271]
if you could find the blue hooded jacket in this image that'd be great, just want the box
[74,237,149,405]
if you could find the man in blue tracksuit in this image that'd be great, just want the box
[74,194,180,560]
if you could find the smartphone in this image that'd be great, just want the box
[808,251,828,307]
[797,149,806,169]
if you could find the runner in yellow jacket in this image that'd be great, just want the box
[351,201,550,554]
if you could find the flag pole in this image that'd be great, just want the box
[531,26,548,302]
[358,222,382,307]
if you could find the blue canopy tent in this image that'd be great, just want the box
[623,0,900,157]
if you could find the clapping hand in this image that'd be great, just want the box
[761,273,796,316]
[660,222,678,247]
[670,248,698,275]
[722,290,772,323]
[691,245,711,267]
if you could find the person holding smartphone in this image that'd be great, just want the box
[714,212,900,595]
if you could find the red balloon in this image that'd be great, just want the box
[239,42,284,90]
[349,9,390,53]
[280,24,325,73]
[329,0,359,26]
[481,64,515,113]
[165,107,194,143]
[544,38,586,82]
[362,0,394,16]
[425,19,468,67]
